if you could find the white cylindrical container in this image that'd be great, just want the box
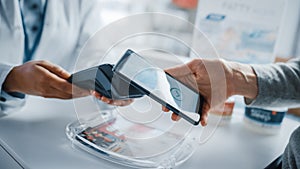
[243,107,287,135]
[209,97,235,126]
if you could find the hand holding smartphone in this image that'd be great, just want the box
[113,50,204,125]
[68,49,204,125]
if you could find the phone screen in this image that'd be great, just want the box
[113,50,203,125]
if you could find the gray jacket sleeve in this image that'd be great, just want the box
[282,126,300,169]
[246,59,300,168]
[247,59,300,108]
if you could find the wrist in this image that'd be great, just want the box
[222,60,258,99]
[3,66,20,93]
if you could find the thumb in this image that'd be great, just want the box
[37,60,70,79]
[165,63,192,77]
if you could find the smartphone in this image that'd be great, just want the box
[68,64,144,100]
[113,49,204,125]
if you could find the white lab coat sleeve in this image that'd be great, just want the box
[71,0,103,71]
[78,0,102,46]
[0,63,26,116]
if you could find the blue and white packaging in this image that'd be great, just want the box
[243,107,287,135]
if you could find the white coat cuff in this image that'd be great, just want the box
[0,64,26,115]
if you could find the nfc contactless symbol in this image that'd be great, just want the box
[170,88,182,101]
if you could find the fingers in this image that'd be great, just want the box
[164,101,210,126]
[169,111,207,126]
[162,106,169,112]
[162,106,181,121]
[37,60,70,79]
[12,60,89,99]
[37,64,88,98]
[162,107,181,121]
[42,70,73,95]
[201,113,208,126]
[91,90,102,98]
[71,85,90,98]
[200,101,210,126]
[172,0,198,9]
[109,98,133,106]
[171,113,181,121]
[165,63,192,77]
[35,61,133,101]
[162,106,180,121]
[165,61,200,91]
[91,91,133,106]
[165,59,202,77]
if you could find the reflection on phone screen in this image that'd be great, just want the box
[113,50,202,125]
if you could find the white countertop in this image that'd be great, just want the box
[0,96,299,169]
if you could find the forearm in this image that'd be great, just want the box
[224,59,300,108]
[222,60,258,100]
[248,59,300,108]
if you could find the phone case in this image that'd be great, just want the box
[66,109,198,169]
